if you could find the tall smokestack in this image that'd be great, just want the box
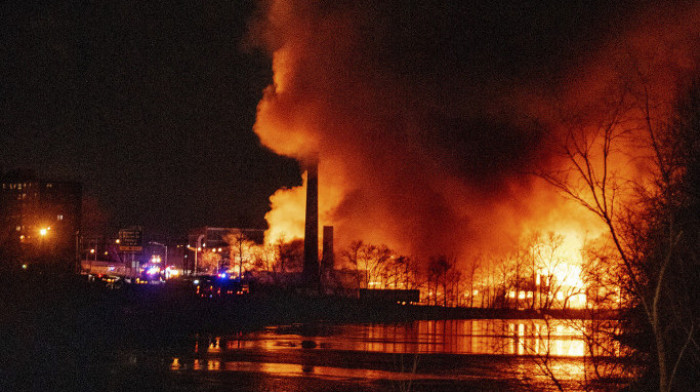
[303,158,320,288]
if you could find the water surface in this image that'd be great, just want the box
[162,319,630,392]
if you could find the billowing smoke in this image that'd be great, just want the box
[250,1,700,263]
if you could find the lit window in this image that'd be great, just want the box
[15,226,21,231]
[46,183,53,188]
[57,215,63,221]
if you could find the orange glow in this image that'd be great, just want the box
[251,0,700,298]
[264,173,307,245]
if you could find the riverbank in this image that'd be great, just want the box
[0,272,633,392]
[0,271,619,339]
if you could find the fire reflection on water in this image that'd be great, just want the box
[170,358,447,381]
[210,319,616,357]
[170,320,629,387]
[209,320,612,357]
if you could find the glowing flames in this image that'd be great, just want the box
[264,172,307,245]
[249,0,700,306]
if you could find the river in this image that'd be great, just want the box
[131,319,632,392]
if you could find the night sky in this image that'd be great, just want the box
[1,1,300,237]
[1,1,697,245]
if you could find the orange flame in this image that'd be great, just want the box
[252,0,700,273]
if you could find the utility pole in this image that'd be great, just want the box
[194,234,205,275]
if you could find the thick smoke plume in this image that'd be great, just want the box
[250,1,700,263]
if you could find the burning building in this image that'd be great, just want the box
[249,1,700,289]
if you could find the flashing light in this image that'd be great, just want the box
[146,266,160,275]
[108,266,115,271]
[164,266,180,279]
[218,273,227,279]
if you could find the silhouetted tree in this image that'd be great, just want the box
[276,238,304,273]
[428,255,457,307]
[540,78,700,392]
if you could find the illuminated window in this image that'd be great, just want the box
[46,183,53,188]
[15,226,21,231]
[57,215,63,221]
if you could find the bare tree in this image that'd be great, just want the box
[198,249,222,274]
[276,238,304,273]
[225,231,255,278]
[428,255,458,307]
[341,240,363,289]
[346,242,392,289]
[539,79,700,391]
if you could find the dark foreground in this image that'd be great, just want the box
[0,272,629,392]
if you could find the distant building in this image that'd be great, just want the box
[0,170,82,270]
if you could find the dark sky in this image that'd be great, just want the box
[0,1,300,237]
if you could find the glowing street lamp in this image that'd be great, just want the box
[185,235,206,275]
[89,246,97,272]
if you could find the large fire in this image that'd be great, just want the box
[263,172,307,245]
[247,1,700,306]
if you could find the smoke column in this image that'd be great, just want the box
[250,1,700,264]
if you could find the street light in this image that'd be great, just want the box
[148,241,168,267]
[194,234,204,275]
[89,246,97,272]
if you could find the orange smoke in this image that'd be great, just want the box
[250,1,700,266]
